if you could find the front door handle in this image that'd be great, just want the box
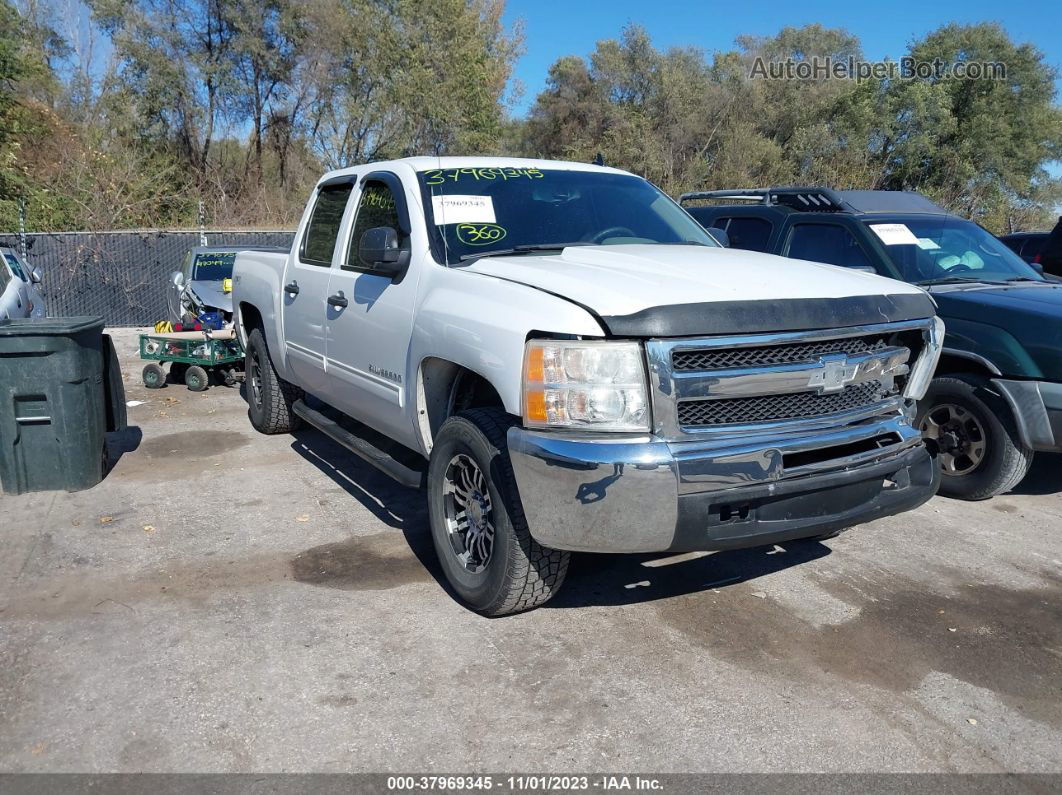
[327,291,348,308]
[284,281,300,295]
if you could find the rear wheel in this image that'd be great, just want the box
[427,408,569,616]
[917,376,1033,500]
[245,326,302,434]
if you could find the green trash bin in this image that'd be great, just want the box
[0,316,125,495]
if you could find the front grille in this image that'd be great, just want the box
[672,334,890,371]
[677,381,886,427]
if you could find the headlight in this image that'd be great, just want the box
[522,340,650,431]
[904,316,945,400]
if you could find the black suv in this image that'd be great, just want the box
[682,187,1062,500]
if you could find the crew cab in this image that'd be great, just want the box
[682,187,1062,500]
[233,158,943,615]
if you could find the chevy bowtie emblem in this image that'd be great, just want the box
[807,355,859,393]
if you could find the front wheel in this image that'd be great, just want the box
[427,408,570,616]
[917,376,1033,500]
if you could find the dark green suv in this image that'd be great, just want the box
[682,188,1062,500]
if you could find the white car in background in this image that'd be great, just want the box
[0,246,45,320]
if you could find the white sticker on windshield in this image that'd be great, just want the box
[869,223,921,246]
[916,237,940,250]
[431,194,496,225]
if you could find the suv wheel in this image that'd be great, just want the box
[245,326,303,434]
[427,408,569,616]
[917,376,1033,500]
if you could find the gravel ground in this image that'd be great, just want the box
[1,327,1059,774]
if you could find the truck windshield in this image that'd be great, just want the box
[193,251,237,281]
[865,217,1044,285]
[418,167,717,264]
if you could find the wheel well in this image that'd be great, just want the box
[417,359,505,453]
[935,352,998,380]
[239,302,263,332]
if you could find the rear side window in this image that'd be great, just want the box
[301,183,354,266]
[0,258,11,291]
[346,181,408,271]
[787,223,874,270]
[717,217,773,252]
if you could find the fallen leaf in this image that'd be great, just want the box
[967,718,978,726]
[99,516,113,525]
[30,742,47,756]
[143,525,156,534]
[948,627,957,632]
[751,591,767,599]
[295,515,310,523]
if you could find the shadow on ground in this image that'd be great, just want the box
[548,540,831,609]
[1008,452,1062,496]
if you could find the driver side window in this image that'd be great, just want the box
[345,180,408,271]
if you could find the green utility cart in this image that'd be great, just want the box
[139,328,243,391]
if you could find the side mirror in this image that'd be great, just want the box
[850,265,878,274]
[171,270,185,288]
[705,227,730,248]
[30,267,43,284]
[1030,261,1045,275]
[358,227,409,277]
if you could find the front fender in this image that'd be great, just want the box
[410,268,606,417]
[940,317,1043,379]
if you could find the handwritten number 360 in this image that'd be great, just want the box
[457,224,507,246]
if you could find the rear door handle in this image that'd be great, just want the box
[284,281,300,295]
[327,292,348,308]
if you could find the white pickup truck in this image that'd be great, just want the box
[232,157,944,615]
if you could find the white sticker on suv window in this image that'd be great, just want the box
[869,223,920,246]
[916,237,941,250]
[431,195,496,225]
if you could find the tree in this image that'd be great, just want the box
[302,0,521,167]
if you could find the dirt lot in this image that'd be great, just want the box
[1,328,1060,773]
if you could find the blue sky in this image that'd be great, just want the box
[502,0,1062,115]
[500,0,1062,181]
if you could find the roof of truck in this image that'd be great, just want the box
[679,187,950,216]
[317,156,633,185]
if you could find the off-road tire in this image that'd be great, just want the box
[185,364,209,392]
[917,375,1033,500]
[427,408,569,616]
[245,326,302,434]
[142,363,165,389]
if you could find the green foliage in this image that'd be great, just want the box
[1,7,1059,234]
[523,22,1062,231]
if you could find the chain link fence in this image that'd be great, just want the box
[0,229,295,326]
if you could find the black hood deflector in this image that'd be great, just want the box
[599,292,937,337]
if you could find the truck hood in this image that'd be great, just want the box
[464,244,935,337]
[188,280,233,313]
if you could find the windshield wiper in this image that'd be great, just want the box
[1002,276,1045,283]
[916,276,1011,286]
[459,242,591,262]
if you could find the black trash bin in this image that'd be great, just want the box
[0,316,126,495]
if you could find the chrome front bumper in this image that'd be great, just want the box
[507,413,939,553]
